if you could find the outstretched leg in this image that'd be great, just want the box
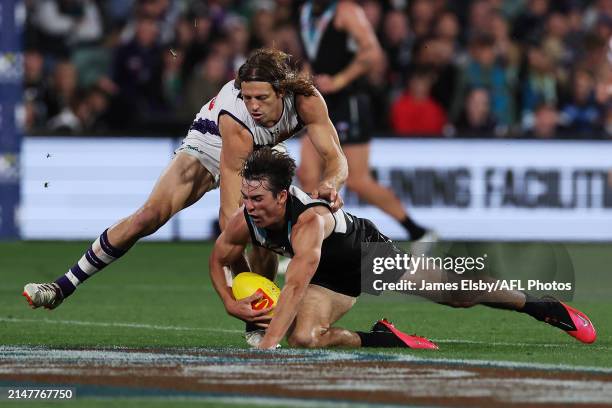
[398,262,597,344]
[24,153,215,309]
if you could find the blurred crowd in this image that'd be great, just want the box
[21,0,612,138]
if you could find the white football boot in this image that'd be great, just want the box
[23,283,64,309]
[245,329,266,348]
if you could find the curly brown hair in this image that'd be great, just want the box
[235,48,316,97]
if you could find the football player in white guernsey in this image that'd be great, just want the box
[22,49,348,316]
[210,148,596,350]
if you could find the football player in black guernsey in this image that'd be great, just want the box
[209,148,597,350]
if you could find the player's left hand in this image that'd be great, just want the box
[312,185,344,212]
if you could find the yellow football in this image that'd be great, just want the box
[231,272,281,314]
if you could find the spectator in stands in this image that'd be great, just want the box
[180,52,230,122]
[162,44,184,111]
[45,60,78,120]
[390,67,447,136]
[467,0,494,39]
[559,69,603,136]
[248,1,276,50]
[583,0,612,32]
[274,0,294,24]
[491,12,521,68]
[520,42,557,129]
[268,24,303,64]
[32,0,103,57]
[541,12,572,87]
[120,0,178,45]
[512,0,550,45]
[452,32,516,129]
[410,0,436,39]
[21,0,612,140]
[111,15,165,128]
[453,87,498,137]
[174,14,196,51]
[435,10,460,41]
[47,91,91,133]
[103,0,136,28]
[594,14,612,42]
[23,50,48,129]
[411,36,459,114]
[526,103,560,138]
[434,10,461,54]
[183,3,216,85]
[381,9,414,96]
[487,0,525,21]
[564,4,588,65]
[84,86,111,132]
[223,15,250,72]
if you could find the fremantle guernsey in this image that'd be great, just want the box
[189,80,305,147]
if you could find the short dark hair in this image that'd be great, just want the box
[235,48,316,96]
[241,147,296,196]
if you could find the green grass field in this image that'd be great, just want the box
[1,240,610,368]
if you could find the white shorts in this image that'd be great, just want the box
[174,130,288,190]
[175,130,222,188]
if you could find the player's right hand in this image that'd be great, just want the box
[225,292,272,327]
[312,186,344,212]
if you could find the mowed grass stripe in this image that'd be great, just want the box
[0,317,242,334]
[3,317,610,352]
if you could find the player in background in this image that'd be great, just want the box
[297,0,435,244]
[23,48,348,313]
[210,148,596,350]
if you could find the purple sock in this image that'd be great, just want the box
[55,229,126,297]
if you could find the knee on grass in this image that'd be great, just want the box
[287,328,323,349]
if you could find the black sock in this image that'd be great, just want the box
[519,293,576,331]
[400,216,426,241]
[356,331,407,347]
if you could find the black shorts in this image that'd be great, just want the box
[326,92,372,145]
[310,218,405,297]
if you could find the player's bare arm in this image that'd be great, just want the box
[218,115,255,229]
[316,1,383,93]
[209,208,272,323]
[257,207,334,349]
[296,92,348,210]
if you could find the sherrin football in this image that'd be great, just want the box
[232,272,280,314]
